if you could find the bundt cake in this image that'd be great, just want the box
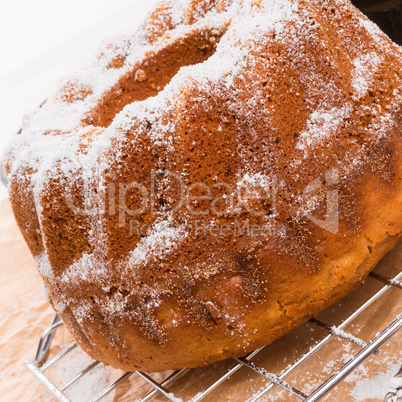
[3,0,402,372]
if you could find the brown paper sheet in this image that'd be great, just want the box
[0,197,401,402]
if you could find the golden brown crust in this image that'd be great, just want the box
[5,0,402,372]
[54,127,402,372]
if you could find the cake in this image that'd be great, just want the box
[3,0,402,372]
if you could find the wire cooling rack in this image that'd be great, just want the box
[24,267,402,402]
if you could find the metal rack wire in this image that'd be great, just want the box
[25,268,402,402]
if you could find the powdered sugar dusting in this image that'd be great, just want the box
[127,218,188,267]
[330,326,368,349]
[350,360,402,401]
[360,18,387,45]
[390,277,402,288]
[389,375,402,400]
[35,252,54,280]
[3,0,402,343]
[170,0,191,26]
[57,351,111,402]
[166,393,183,402]
[62,253,107,284]
[296,105,351,152]
[238,172,274,188]
[351,52,382,100]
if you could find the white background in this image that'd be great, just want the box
[0,0,158,199]
[0,0,138,77]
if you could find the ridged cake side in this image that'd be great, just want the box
[4,0,402,371]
